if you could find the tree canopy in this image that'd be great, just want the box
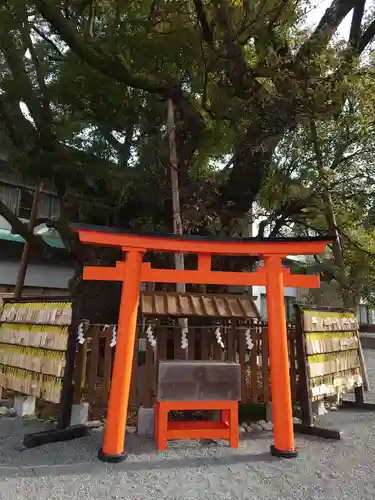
[258,78,375,306]
[0,1,374,303]
[25,0,375,216]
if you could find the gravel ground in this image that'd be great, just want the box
[1,351,375,500]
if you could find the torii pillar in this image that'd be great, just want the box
[74,226,332,462]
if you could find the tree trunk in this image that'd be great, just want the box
[13,180,43,299]
[310,118,350,302]
[221,98,297,217]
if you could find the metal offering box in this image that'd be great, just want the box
[157,360,241,402]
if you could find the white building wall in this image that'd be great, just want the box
[0,260,74,290]
[253,285,297,321]
[253,286,296,308]
[0,215,12,231]
[0,213,73,291]
[250,202,301,320]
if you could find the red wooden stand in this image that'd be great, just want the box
[155,400,239,450]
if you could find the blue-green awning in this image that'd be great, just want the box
[0,228,65,249]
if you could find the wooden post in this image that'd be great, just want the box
[294,306,313,427]
[99,250,143,462]
[167,99,188,359]
[13,181,42,299]
[58,296,82,429]
[357,334,370,392]
[261,324,270,403]
[265,256,297,458]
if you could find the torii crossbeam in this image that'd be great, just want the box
[74,225,333,462]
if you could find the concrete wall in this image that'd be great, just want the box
[296,281,344,308]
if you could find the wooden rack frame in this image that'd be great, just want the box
[295,304,375,441]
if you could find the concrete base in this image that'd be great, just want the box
[360,334,375,350]
[266,403,273,422]
[13,396,36,417]
[70,403,89,426]
[0,398,12,409]
[312,400,326,417]
[137,406,155,436]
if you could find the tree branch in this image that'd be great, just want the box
[297,0,356,63]
[193,0,215,49]
[34,216,95,264]
[309,118,325,171]
[357,18,375,53]
[0,94,38,151]
[257,218,271,238]
[211,0,260,96]
[341,232,375,257]
[86,0,95,37]
[0,199,52,254]
[34,0,204,168]
[0,22,55,148]
[349,0,365,47]
[21,10,54,127]
[31,23,65,59]
[334,148,375,167]
[113,0,120,28]
[33,0,172,95]
[95,121,134,167]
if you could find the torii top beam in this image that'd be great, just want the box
[74,224,332,257]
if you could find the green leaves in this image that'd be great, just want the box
[0,0,374,257]
[261,76,375,304]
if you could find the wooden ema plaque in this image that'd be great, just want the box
[0,300,72,403]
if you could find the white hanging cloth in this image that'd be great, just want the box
[77,322,86,344]
[245,327,254,351]
[214,326,225,348]
[110,325,117,347]
[181,326,188,350]
[146,324,157,350]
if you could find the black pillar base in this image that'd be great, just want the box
[294,423,342,440]
[341,400,375,411]
[98,447,128,463]
[270,444,298,459]
[23,425,89,449]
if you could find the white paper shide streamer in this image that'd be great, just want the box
[110,325,117,347]
[181,326,188,350]
[245,327,254,351]
[214,326,225,348]
[146,325,157,350]
[77,322,86,344]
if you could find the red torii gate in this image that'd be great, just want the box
[75,226,332,462]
